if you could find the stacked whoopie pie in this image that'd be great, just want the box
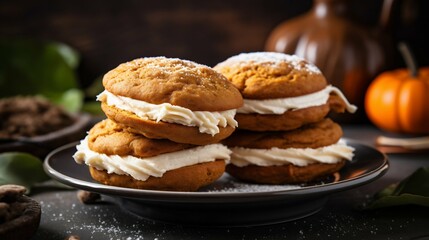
[73,57,243,191]
[214,52,357,184]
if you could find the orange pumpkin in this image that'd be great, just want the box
[365,67,429,134]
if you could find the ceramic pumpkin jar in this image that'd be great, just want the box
[365,44,429,134]
[265,0,395,122]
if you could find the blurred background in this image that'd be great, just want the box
[1,0,428,88]
[1,2,429,237]
[1,0,429,127]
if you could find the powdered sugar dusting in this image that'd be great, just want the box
[216,52,321,74]
[207,181,301,193]
[34,192,157,239]
[202,174,302,193]
[33,190,419,239]
[125,56,212,75]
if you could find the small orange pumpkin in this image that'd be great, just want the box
[365,44,429,134]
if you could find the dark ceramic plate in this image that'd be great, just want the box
[44,139,388,226]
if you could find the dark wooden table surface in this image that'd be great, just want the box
[31,124,429,240]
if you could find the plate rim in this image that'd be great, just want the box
[43,138,389,201]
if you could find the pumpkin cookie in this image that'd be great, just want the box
[223,118,342,149]
[226,161,346,185]
[73,119,231,191]
[87,119,194,157]
[222,118,354,184]
[100,103,236,145]
[89,161,225,192]
[214,52,356,131]
[98,57,243,144]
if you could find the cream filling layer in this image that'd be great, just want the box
[237,85,357,114]
[73,137,232,181]
[97,90,238,136]
[229,140,354,167]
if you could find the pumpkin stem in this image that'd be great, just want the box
[398,42,418,77]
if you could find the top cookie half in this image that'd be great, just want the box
[103,57,243,111]
[213,52,327,99]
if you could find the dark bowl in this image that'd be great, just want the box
[0,195,41,240]
[0,113,92,159]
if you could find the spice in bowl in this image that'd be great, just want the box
[0,96,76,139]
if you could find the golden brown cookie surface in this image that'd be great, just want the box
[234,95,347,131]
[89,160,225,191]
[234,103,330,131]
[223,118,342,149]
[102,57,243,111]
[88,119,194,158]
[226,160,345,184]
[214,52,349,131]
[213,52,327,99]
[101,103,236,145]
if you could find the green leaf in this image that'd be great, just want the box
[0,39,79,99]
[84,76,104,98]
[364,167,429,209]
[81,101,103,115]
[52,42,80,69]
[374,183,397,198]
[0,152,50,193]
[366,194,429,209]
[45,88,84,113]
[392,167,429,196]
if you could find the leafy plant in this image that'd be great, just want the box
[82,76,103,115]
[0,152,50,193]
[0,39,83,113]
[364,167,429,209]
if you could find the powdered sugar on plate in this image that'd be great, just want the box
[215,52,321,74]
[201,174,302,193]
[207,181,301,193]
[34,192,151,240]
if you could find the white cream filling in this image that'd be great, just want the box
[229,140,354,167]
[97,90,238,136]
[237,85,357,114]
[73,137,232,181]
